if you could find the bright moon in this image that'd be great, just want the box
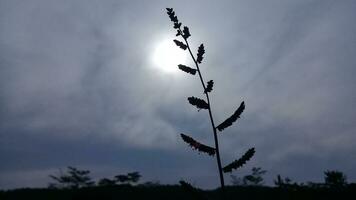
[152,39,188,73]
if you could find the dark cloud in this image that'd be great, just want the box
[1,0,356,189]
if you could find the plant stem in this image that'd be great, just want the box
[179,30,225,189]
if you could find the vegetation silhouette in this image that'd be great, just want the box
[165,8,255,194]
[0,168,355,199]
[231,167,267,186]
[49,166,94,189]
[2,7,355,200]
[49,167,142,189]
[274,174,294,188]
[324,170,347,188]
[97,171,141,187]
[179,180,211,200]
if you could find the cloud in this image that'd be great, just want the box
[1,0,356,189]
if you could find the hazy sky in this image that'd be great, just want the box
[1,0,356,189]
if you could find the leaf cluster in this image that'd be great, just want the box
[166,8,191,45]
[223,148,255,173]
[204,80,214,93]
[182,26,191,39]
[217,102,245,132]
[187,96,209,110]
[197,44,205,64]
[166,8,179,28]
[173,39,187,50]
[181,133,215,156]
[178,64,196,75]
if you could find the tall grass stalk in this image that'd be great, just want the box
[165,8,255,190]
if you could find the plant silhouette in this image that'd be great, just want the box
[324,170,347,187]
[165,8,255,190]
[115,171,142,185]
[97,171,142,186]
[242,167,267,186]
[230,167,267,186]
[274,174,293,187]
[1,169,355,199]
[49,166,94,189]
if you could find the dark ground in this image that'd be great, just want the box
[1,184,356,200]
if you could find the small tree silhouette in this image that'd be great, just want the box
[97,171,142,186]
[115,171,142,185]
[274,174,293,187]
[49,166,94,189]
[230,175,243,186]
[165,8,255,189]
[242,167,266,186]
[324,170,347,187]
[230,167,267,186]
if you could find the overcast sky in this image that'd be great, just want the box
[1,0,356,189]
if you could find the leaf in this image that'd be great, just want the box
[216,101,245,131]
[171,15,178,23]
[197,44,205,64]
[166,8,178,23]
[169,13,177,22]
[223,148,255,173]
[178,64,196,75]
[181,134,215,156]
[187,96,209,110]
[204,80,214,93]
[182,26,191,39]
[174,22,182,29]
[176,30,181,36]
[173,39,187,50]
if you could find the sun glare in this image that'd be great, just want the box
[152,39,188,73]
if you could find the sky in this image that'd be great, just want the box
[1,0,356,189]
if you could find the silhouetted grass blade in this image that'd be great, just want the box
[187,96,209,110]
[165,7,255,190]
[216,101,245,131]
[223,148,255,173]
[181,134,216,156]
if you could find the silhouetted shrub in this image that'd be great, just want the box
[324,170,347,187]
[242,167,267,186]
[48,166,94,189]
[231,167,267,186]
[115,171,141,185]
[274,174,293,187]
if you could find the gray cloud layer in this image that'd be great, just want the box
[1,0,356,189]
